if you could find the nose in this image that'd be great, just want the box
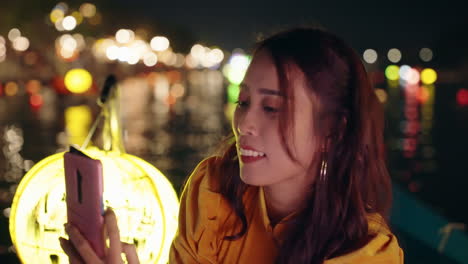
[236,109,258,136]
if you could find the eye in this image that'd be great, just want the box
[263,106,279,113]
[235,100,249,108]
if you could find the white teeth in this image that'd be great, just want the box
[240,148,265,157]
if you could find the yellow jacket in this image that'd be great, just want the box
[170,157,404,263]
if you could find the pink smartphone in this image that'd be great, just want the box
[64,146,105,258]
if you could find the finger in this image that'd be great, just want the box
[104,209,122,263]
[122,243,140,264]
[66,224,103,264]
[59,237,84,264]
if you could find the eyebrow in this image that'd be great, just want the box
[240,83,284,97]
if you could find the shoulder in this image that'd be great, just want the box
[181,156,229,224]
[184,156,223,194]
[325,213,404,264]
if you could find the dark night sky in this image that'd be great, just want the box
[112,0,467,53]
[0,0,467,65]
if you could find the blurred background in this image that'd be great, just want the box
[1,0,468,263]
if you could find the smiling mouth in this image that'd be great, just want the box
[239,147,266,163]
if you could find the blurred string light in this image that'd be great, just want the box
[387,48,402,63]
[64,68,93,93]
[385,65,400,81]
[421,68,437,85]
[56,34,84,60]
[363,49,378,64]
[188,44,224,69]
[419,48,433,62]
[150,36,170,52]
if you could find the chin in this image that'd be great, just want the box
[239,172,271,186]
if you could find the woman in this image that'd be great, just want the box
[62,27,404,263]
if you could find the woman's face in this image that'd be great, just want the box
[233,50,316,187]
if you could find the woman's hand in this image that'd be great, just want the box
[59,209,140,264]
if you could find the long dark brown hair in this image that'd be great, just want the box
[213,27,392,264]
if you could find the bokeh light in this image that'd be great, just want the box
[227,84,240,103]
[62,16,77,31]
[143,52,158,67]
[399,65,411,81]
[387,48,402,63]
[419,48,433,62]
[407,68,420,85]
[363,49,378,64]
[190,44,204,58]
[80,3,97,18]
[54,2,69,13]
[456,89,468,106]
[170,83,185,98]
[26,80,41,95]
[5,82,19,96]
[385,65,400,81]
[150,36,170,52]
[71,11,83,25]
[29,94,44,109]
[12,37,29,52]
[55,19,65,31]
[116,29,134,44]
[222,53,251,85]
[106,45,119,60]
[8,28,21,42]
[421,68,437,85]
[117,47,131,62]
[64,68,93,93]
[50,9,65,23]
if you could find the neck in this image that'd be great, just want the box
[263,176,312,226]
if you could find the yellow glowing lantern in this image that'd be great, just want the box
[10,76,179,264]
[64,68,93,93]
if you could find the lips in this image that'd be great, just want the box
[238,145,266,164]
